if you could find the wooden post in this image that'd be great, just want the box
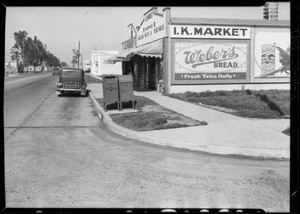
[145,57,149,89]
[162,7,171,94]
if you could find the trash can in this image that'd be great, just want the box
[102,75,119,111]
[118,75,134,110]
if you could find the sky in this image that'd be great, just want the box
[5,4,290,65]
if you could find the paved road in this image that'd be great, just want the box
[4,74,289,212]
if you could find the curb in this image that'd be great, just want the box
[88,92,288,159]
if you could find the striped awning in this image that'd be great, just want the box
[118,39,163,60]
[103,55,127,64]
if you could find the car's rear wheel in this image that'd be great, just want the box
[58,91,64,97]
[81,91,88,97]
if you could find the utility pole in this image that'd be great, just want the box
[81,53,83,69]
[78,41,80,69]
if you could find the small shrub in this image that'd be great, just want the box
[214,90,228,96]
[245,89,252,95]
[199,91,214,97]
[155,118,168,125]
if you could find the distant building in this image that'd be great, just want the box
[5,61,17,74]
[83,59,91,72]
[263,2,279,20]
[90,51,122,76]
[24,66,35,72]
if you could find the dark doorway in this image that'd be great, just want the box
[149,57,156,90]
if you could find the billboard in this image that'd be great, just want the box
[172,40,249,84]
[254,30,290,78]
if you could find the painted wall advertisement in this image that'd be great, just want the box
[172,41,249,83]
[254,30,290,78]
[136,10,166,47]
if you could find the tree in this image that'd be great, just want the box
[45,52,60,67]
[72,49,80,68]
[60,62,68,68]
[23,36,35,66]
[23,36,47,70]
[35,37,47,66]
[10,30,60,71]
[10,30,28,72]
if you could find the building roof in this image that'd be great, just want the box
[91,50,119,54]
[171,17,289,27]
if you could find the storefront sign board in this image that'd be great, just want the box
[122,37,136,50]
[136,12,166,46]
[171,25,250,39]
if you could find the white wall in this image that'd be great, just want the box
[91,51,122,76]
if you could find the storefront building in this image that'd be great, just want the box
[118,7,290,94]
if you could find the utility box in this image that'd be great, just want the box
[118,75,134,110]
[102,75,119,111]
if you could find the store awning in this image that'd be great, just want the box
[116,39,163,62]
[128,39,163,59]
[103,55,127,64]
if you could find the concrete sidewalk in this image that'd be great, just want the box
[87,81,290,159]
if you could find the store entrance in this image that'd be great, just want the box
[149,57,156,90]
[125,55,161,91]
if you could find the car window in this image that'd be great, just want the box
[61,70,82,76]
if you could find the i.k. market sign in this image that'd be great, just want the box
[174,43,248,81]
[171,25,251,39]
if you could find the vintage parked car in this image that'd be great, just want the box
[56,68,88,97]
[52,67,60,75]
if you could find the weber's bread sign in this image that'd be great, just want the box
[175,43,247,72]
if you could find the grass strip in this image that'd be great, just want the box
[167,90,290,119]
